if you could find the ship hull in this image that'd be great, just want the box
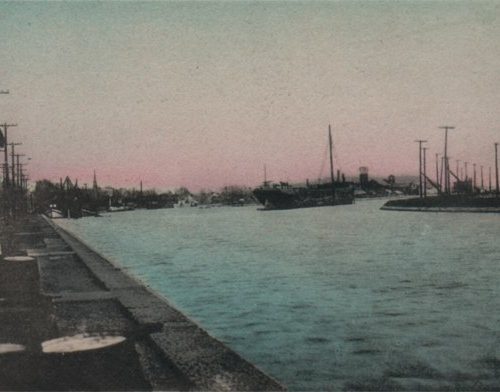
[253,185,354,210]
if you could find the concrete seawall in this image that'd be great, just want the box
[1,214,284,391]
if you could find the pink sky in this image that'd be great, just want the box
[1,1,499,191]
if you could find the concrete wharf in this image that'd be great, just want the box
[0,215,284,391]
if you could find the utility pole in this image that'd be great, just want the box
[489,166,492,192]
[464,162,468,181]
[495,142,499,196]
[473,163,477,193]
[328,125,335,199]
[440,156,445,192]
[15,155,26,188]
[439,126,454,194]
[18,168,24,190]
[415,140,427,197]
[456,160,460,180]
[435,153,440,191]
[1,123,17,186]
[480,165,484,191]
[9,142,21,187]
[423,147,428,197]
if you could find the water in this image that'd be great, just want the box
[57,199,500,390]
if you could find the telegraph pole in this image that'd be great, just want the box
[495,142,499,196]
[464,162,468,181]
[19,167,28,190]
[423,147,428,197]
[489,166,492,192]
[328,125,335,199]
[473,163,477,193]
[15,154,26,188]
[16,155,21,187]
[1,123,17,186]
[415,140,427,197]
[22,174,29,191]
[9,142,21,187]
[435,153,440,191]
[439,126,454,194]
[440,156,445,191]
[480,165,484,191]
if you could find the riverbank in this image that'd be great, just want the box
[381,195,500,213]
[0,214,284,391]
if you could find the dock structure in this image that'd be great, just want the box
[382,128,500,212]
[0,215,285,391]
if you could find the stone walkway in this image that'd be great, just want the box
[0,215,284,391]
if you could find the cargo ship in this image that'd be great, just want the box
[253,125,354,210]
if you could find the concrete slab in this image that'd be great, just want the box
[37,255,105,295]
[134,340,194,391]
[151,328,284,391]
[112,287,189,325]
[52,291,116,303]
[52,299,136,336]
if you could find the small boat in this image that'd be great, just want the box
[107,197,134,213]
[253,125,354,210]
[107,205,134,213]
[46,204,64,219]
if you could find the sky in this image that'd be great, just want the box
[0,1,499,191]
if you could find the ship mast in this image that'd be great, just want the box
[328,124,336,199]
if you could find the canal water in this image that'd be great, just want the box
[58,199,500,390]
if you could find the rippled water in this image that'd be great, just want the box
[58,199,500,390]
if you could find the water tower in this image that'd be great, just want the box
[359,166,369,187]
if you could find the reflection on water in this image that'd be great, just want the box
[59,199,500,390]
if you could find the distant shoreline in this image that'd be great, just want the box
[381,195,500,213]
